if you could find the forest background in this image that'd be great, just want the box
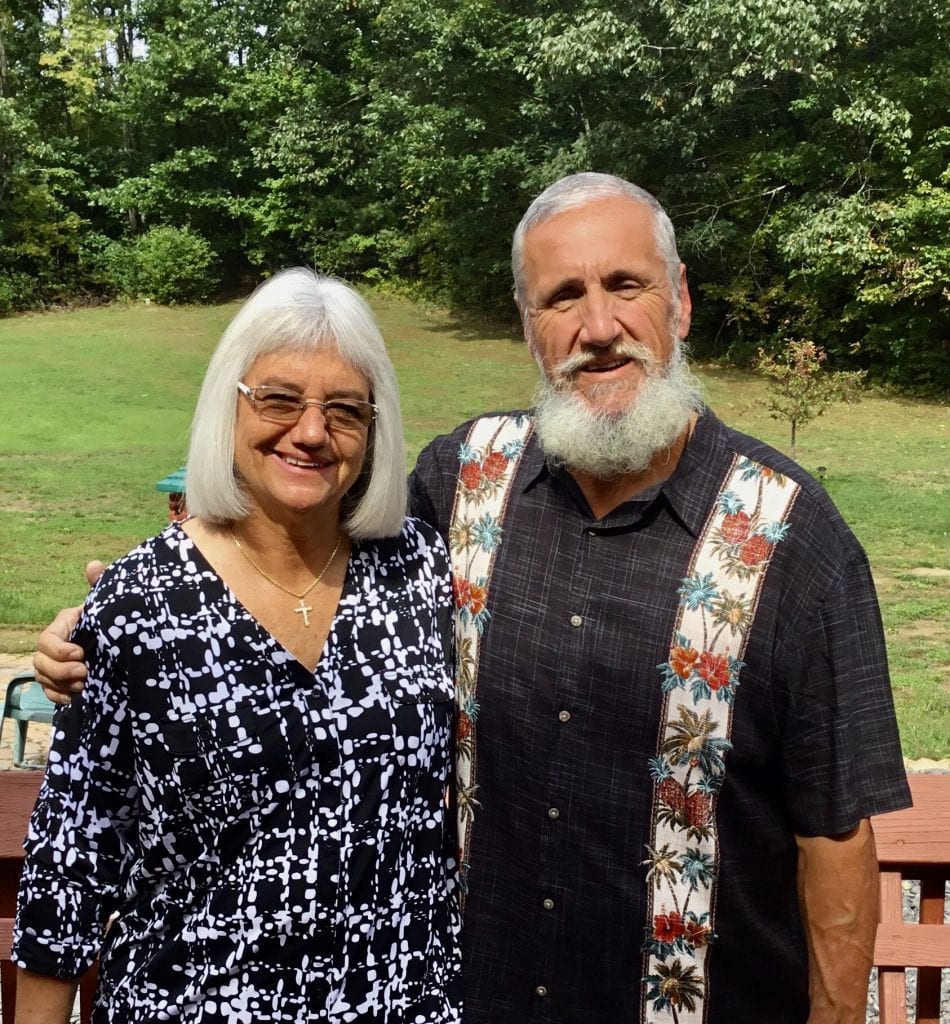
[1,0,949,392]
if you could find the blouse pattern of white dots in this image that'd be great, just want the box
[14,518,462,1023]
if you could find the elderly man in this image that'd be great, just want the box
[407,173,909,1024]
[37,173,909,1024]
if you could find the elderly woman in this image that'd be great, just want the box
[13,270,460,1023]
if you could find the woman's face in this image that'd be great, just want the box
[233,347,372,524]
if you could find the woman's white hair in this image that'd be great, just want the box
[511,172,682,307]
[185,268,407,539]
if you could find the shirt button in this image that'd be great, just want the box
[547,807,560,820]
[569,614,583,627]
[542,897,555,910]
[535,985,548,998]
[558,710,571,723]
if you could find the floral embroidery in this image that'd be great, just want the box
[448,415,532,896]
[458,441,524,498]
[658,638,742,703]
[710,484,793,582]
[669,645,699,680]
[454,576,489,632]
[643,454,799,1023]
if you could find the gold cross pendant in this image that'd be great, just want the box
[294,598,313,627]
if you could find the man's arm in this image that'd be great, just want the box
[32,561,106,702]
[13,968,78,1024]
[795,819,878,1024]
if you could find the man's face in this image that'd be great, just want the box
[520,197,692,417]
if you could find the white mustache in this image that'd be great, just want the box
[553,342,660,385]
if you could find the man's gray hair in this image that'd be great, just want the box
[186,268,407,539]
[511,172,682,306]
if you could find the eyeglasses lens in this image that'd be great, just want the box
[253,389,373,429]
[257,394,303,421]
[324,403,372,429]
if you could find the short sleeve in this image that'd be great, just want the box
[778,545,911,836]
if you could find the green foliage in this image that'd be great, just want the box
[75,232,126,297]
[0,0,948,391]
[37,3,112,125]
[0,97,89,305]
[756,340,866,458]
[127,226,219,304]
[0,273,23,315]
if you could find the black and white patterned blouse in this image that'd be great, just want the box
[14,518,461,1023]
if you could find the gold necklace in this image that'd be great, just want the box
[229,528,341,628]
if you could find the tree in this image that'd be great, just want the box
[756,340,865,459]
[0,97,87,309]
[0,0,947,396]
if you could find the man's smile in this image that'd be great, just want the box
[579,356,634,374]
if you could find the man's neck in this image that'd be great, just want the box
[567,416,696,520]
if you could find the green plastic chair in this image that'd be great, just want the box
[156,465,187,521]
[0,673,56,768]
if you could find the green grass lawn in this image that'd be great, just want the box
[1,296,948,756]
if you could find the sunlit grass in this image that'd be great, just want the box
[1,296,947,756]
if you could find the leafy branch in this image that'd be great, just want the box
[756,340,866,460]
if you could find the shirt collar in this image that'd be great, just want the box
[521,426,548,491]
[522,407,729,537]
[661,408,730,536]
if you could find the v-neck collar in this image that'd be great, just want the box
[163,521,357,681]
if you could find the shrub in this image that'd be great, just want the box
[0,275,15,316]
[130,226,219,304]
[0,270,36,315]
[77,233,131,298]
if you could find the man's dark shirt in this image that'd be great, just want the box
[410,408,910,1024]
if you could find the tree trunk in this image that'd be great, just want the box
[0,25,8,97]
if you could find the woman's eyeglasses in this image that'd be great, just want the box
[237,382,377,431]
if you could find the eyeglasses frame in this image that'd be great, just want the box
[236,381,378,430]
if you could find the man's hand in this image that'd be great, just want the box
[32,560,106,705]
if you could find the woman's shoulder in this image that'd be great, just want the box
[353,517,448,569]
[402,515,447,549]
[86,522,197,607]
[392,516,447,556]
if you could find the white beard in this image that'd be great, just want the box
[533,344,704,480]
